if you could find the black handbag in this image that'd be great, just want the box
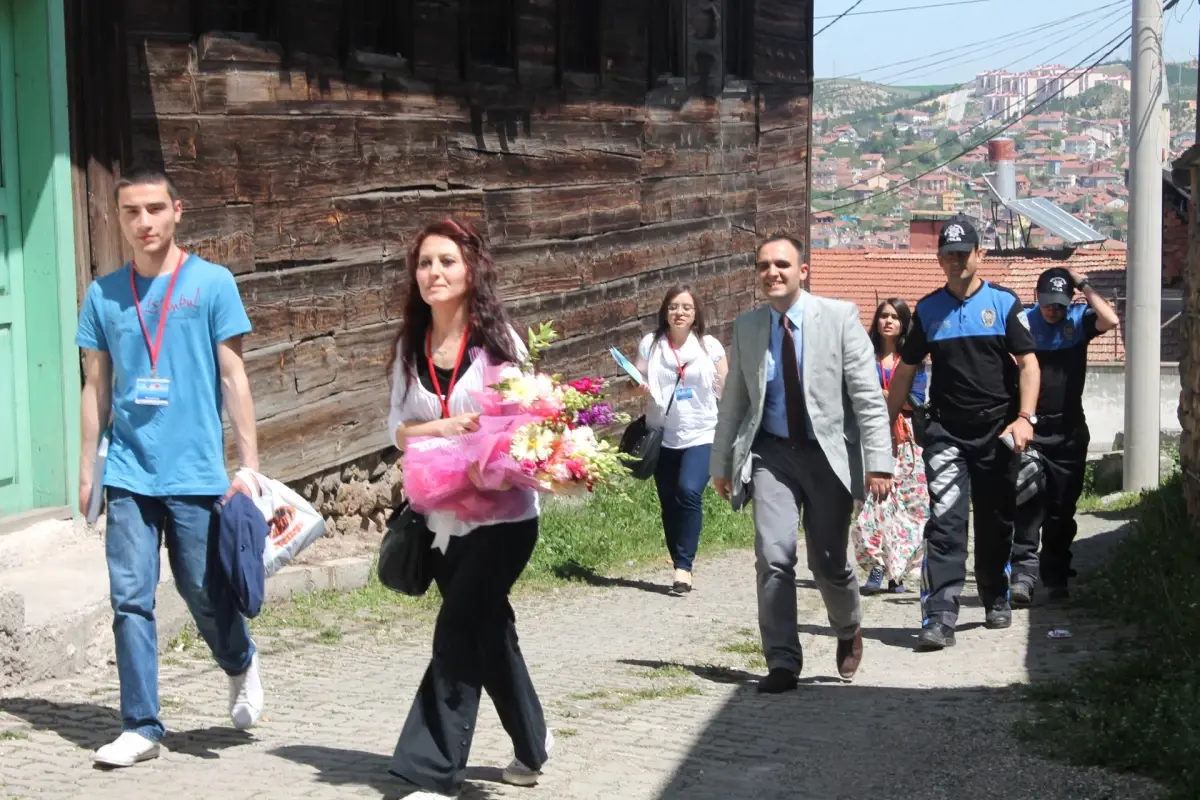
[619,375,681,480]
[378,500,435,597]
[908,392,931,447]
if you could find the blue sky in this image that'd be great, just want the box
[814,0,1199,85]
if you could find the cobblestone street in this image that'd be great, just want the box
[0,518,1161,800]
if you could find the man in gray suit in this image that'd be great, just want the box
[711,234,894,693]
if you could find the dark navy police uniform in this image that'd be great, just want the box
[900,281,1036,628]
[1010,303,1102,590]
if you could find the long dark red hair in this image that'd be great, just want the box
[388,217,520,389]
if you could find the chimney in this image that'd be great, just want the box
[909,213,946,252]
[988,137,1017,200]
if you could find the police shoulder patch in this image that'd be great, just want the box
[1017,312,1031,330]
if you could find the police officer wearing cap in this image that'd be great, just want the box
[1009,267,1118,605]
[885,215,1040,651]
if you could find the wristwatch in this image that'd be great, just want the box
[1074,274,1090,290]
[1019,411,1038,425]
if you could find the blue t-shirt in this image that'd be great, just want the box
[75,255,252,497]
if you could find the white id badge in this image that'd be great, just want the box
[134,377,171,406]
[675,386,695,401]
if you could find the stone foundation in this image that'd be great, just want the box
[297,450,405,541]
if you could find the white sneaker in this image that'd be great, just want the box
[228,652,264,730]
[93,731,160,767]
[502,729,554,787]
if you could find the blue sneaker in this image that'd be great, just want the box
[863,567,884,594]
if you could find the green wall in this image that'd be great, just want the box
[11,0,77,512]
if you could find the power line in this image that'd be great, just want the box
[819,26,1137,215]
[818,2,1124,84]
[815,11,1132,199]
[814,0,1000,20]
[816,2,1125,105]
[856,6,1128,87]
[814,0,866,37]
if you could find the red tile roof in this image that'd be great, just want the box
[808,249,1146,363]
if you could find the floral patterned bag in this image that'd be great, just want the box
[851,419,929,583]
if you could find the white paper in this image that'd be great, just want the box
[86,429,110,524]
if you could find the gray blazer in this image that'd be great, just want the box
[710,292,895,510]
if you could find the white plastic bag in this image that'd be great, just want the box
[235,468,327,577]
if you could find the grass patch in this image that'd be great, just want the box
[253,480,754,638]
[632,664,692,680]
[615,685,701,704]
[557,728,578,737]
[721,635,767,671]
[0,730,29,741]
[530,480,754,585]
[1016,474,1198,799]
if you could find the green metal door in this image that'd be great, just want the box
[0,0,31,515]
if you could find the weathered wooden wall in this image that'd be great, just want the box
[73,0,813,482]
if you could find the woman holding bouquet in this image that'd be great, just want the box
[852,298,930,594]
[634,285,728,596]
[385,218,550,799]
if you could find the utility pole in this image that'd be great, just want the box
[1124,0,1165,491]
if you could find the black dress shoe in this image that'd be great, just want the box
[1047,585,1071,601]
[916,622,956,651]
[668,581,692,597]
[1010,579,1034,608]
[985,599,1013,630]
[757,668,798,694]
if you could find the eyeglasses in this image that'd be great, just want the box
[668,304,695,313]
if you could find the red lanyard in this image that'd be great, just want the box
[879,355,896,391]
[129,250,187,376]
[668,341,687,379]
[425,329,471,419]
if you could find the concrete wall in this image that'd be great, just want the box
[1083,363,1182,453]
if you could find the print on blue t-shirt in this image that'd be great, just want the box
[75,255,252,497]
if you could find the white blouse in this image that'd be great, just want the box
[638,332,726,450]
[388,334,539,552]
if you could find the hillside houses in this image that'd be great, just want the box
[809,57,1190,250]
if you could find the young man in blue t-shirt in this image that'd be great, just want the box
[76,167,265,767]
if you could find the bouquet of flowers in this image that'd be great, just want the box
[402,322,630,521]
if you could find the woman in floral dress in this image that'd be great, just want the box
[853,298,930,594]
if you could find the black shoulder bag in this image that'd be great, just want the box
[378,500,435,596]
[619,373,682,481]
[379,348,459,596]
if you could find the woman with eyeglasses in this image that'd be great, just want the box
[633,285,728,596]
[853,298,930,594]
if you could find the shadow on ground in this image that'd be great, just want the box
[551,561,673,596]
[0,698,253,759]
[271,744,506,799]
[645,514,1157,800]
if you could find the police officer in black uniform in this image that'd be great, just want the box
[1009,267,1119,605]
[885,216,1040,651]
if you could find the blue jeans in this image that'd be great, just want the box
[653,444,711,572]
[106,489,255,742]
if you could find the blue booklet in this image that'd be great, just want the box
[608,346,646,385]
